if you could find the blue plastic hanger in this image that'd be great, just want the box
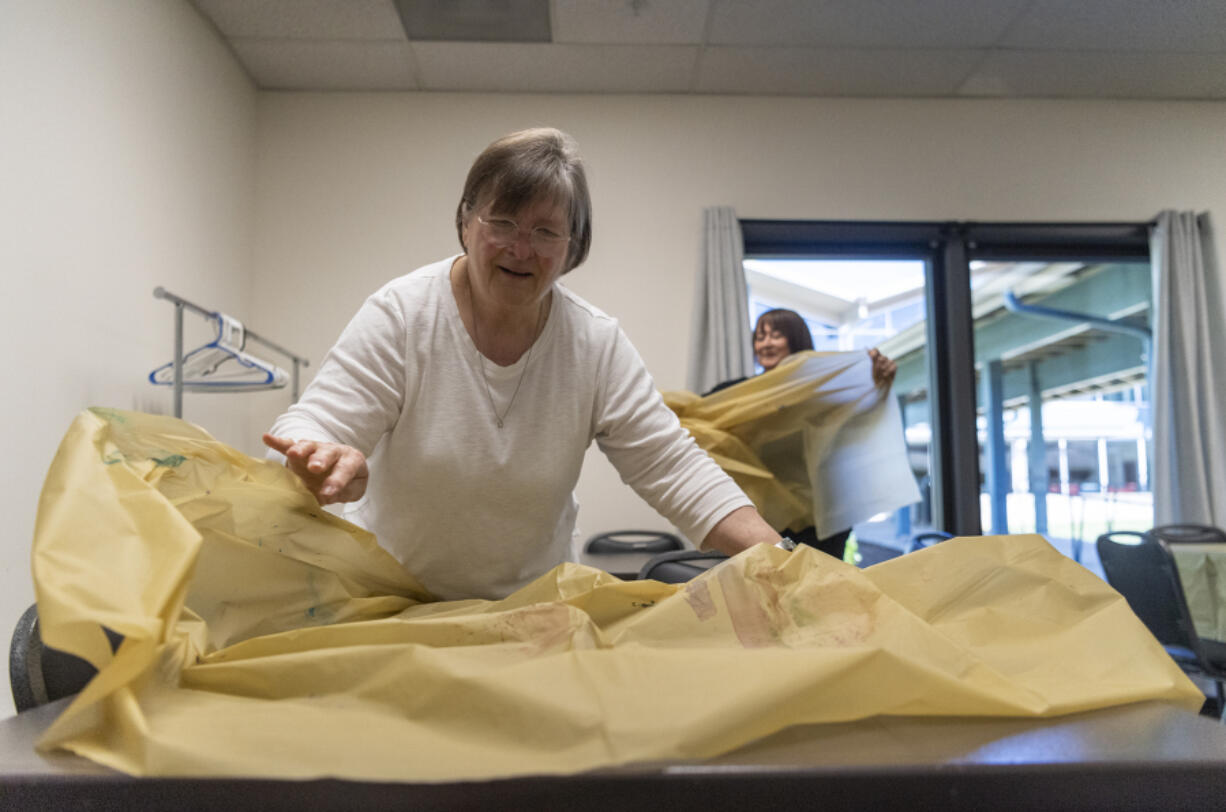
[150,313,288,391]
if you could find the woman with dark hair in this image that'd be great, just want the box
[705,308,897,559]
[752,308,816,370]
[262,128,782,600]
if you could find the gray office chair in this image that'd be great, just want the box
[1151,524,1226,545]
[905,530,954,553]
[1096,531,1226,718]
[584,530,684,555]
[637,550,728,583]
[9,604,100,712]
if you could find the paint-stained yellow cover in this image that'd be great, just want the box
[29,408,1202,781]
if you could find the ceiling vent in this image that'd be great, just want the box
[393,0,552,42]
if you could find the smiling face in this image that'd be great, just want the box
[455,128,593,282]
[461,196,571,312]
[753,321,792,371]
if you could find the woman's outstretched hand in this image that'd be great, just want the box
[868,348,897,388]
[262,434,369,505]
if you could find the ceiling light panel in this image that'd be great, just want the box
[394,0,551,43]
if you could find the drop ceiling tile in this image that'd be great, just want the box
[697,47,986,96]
[552,0,711,44]
[413,42,699,92]
[959,50,1226,99]
[707,0,1029,48]
[1001,0,1226,52]
[231,39,418,90]
[191,0,404,40]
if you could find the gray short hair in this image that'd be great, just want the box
[456,128,592,272]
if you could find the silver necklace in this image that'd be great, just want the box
[466,280,545,428]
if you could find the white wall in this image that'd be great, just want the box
[249,92,1226,543]
[0,0,257,716]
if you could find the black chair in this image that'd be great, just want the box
[1096,531,1226,717]
[9,604,100,712]
[1151,524,1226,545]
[584,530,684,555]
[906,530,954,554]
[637,550,728,584]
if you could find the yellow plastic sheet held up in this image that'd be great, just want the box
[31,408,1202,781]
[665,350,922,538]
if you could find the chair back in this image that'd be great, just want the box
[584,530,684,555]
[906,530,954,554]
[9,604,99,712]
[1151,524,1226,545]
[1096,531,1202,655]
[638,550,728,583]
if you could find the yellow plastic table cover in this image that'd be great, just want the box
[29,408,1202,781]
[665,350,921,538]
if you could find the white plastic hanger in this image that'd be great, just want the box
[149,313,289,391]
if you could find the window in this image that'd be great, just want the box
[741,219,1152,569]
[970,257,1152,571]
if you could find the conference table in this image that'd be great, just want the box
[3,697,1226,810]
[1170,543,1226,642]
[8,542,1225,808]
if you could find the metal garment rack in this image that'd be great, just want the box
[153,287,310,418]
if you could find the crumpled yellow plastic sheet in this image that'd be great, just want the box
[665,350,922,538]
[30,408,1202,781]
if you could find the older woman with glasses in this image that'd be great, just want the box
[263,128,780,600]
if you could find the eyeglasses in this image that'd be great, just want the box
[476,215,571,254]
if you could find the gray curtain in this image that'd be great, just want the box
[687,207,754,394]
[1150,211,1226,526]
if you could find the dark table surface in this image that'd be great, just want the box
[4,698,1226,810]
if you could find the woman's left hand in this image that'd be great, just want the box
[868,348,897,388]
[263,434,369,505]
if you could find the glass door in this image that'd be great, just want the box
[739,218,1152,570]
[969,259,1153,574]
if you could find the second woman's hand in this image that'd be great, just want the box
[262,434,369,505]
[868,348,898,388]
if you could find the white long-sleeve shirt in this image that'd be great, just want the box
[270,256,751,599]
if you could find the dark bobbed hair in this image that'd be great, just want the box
[754,308,814,354]
[455,127,592,273]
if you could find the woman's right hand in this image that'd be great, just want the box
[262,434,369,505]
